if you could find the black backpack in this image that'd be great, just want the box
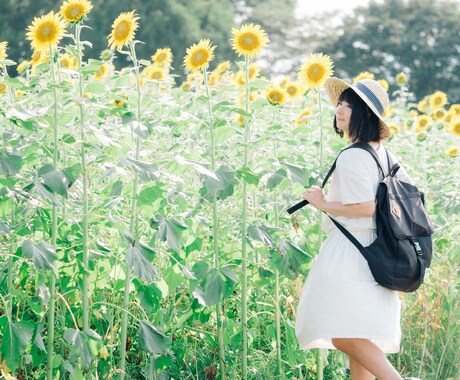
[288,142,434,292]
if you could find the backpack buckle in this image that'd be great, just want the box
[412,240,423,255]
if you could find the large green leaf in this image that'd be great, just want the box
[0,150,23,176]
[282,162,310,186]
[199,166,236,201]
[133,279,162,314]
[236,166,261,185]
[22,240,58,271]
[175,156,218,180]
[150,215,187,253]
[126,244,157,283]
[0,319,34,371]
[248,224,278,248]
[137,320,170,354]
[64,328,102,371]
[270,239,311,278]
[267,168,288,190]
[192,268,226,307]
[41,169,73,198]
[0,220,11,235]
[34,180,63,207]
[137,182,166,206]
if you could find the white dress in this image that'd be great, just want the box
[295,146,406,354]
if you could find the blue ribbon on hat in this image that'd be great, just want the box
[353,82,384,115]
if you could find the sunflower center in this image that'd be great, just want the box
[270,92,281,102]
[66,5,84,20]
[307,64,325,82]
[191,49,208,65]
[38,22,56,41]
[239,33,258,50]
[287,86,297,95]
[150,71,162,80]
[115,21,131,40]
[156,53,166,62]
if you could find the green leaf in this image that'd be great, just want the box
[133,279,162,314]
[199,166,236,201]
[1,76,28,90]
[0,220,11,235]
[150,215,187,253]
[236,166,260,185]
[0,319,34,371]
[126,244,157,283]
[282,162,310,186]
[192,268,226,307]
[137,182,166,206]
[267,169,287,190]
[175,156,218,180]
[248,224,278,248]
[34,180,63,207]
[270,240,311,278]
[41,169,73,198]
[22,240,58,271]
[78,59,104,75]
[64,328,102,371]
[138,320,170,354]
[0,150,23,176]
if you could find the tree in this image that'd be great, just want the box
[320,0,460,102]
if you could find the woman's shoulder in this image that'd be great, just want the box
[337,146,376,165]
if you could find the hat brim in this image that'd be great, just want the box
[324,77,390,139]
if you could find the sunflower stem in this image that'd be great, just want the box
[118,40,142,380]
[316,88,325,380]
[241,54,250,380]
[46,43,59,380]
[203,69,226,379]
[75,23,90,334]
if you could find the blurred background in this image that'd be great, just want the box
[1,0,459,102]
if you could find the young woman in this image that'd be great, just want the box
[295,77,419,380]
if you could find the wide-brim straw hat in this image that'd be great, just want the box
[324,77,391,139]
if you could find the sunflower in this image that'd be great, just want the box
[353,71,374,82]
[108,11,139,51]
[60,0,93,23]
[395,72,408,85]
[17,60,30,74]
[266,84,287,106]
[114,93,128,108]
[151,48,173,66]
[449,104,460,116]
[285,81,302,98]
[388,123,400,137]
[295,108,312,125]
[414,115,432,132]
[298,53,334,89]
[431,108,446,120]
[377,79,389,92]
[59,53,77,69]
[279,76,289,88]
[417,98,428,113]
[445,146,459,157]
[0,41,8,60]
[429,91,448,110]
[248,63,260,81]
[94,63,109,79]
[26,11,67,52]
[449,120,460,136]
[213,61,231,75]
[145,65,165,81]
[234,71,245,87]
[183,39,215,72]
[409,109,418,117]
[208,72,220,86]
[230,24,269,58]
[0,83,6,95]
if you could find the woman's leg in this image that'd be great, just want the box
[332,338,402,380]
[349,356,375,380]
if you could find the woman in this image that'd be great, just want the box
[295,77,419,380]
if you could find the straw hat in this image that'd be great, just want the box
[324,77,391,139]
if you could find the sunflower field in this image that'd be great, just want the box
[0,2,459,380]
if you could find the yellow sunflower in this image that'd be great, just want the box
[266,84,287,106]
[94,63,110,79]
[0,41,8,60]
[449,120,460,136]
[445,146,459,157]
[60,0,93,23]
[417,98,428,113]
[449,104,460,116]
[285,81,302,98]
[108,11,139,51]
[353,71,374,82]
[213,61,231,75]
[208,72,220,86]
[0,83,7,95]
[248,63,260,81]
[377,79,389,92]
[443,111,455,124]
[183,39,216,72]
[145,65,165,81]
[414,115,432,132]
[429,91,448,110]
[295,108,312,125]
[298,53,334,89]
[59,53,78,69]
[151,48,173,66]
[431,108,446,120]
[234,71,245,87]
[17,60,30,74]
[26,11,67,52]
[409,109,419,117]
[395,72,408,85]
[230,23,269,58]
[388,123,400,137]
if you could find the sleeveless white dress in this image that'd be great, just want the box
[295,146,407,353]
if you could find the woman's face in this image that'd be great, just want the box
[336,100,352,134]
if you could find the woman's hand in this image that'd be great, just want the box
[302,186,326,211]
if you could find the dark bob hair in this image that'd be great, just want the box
[333,88,385,142]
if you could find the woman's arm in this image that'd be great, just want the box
[303,186,376,218]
